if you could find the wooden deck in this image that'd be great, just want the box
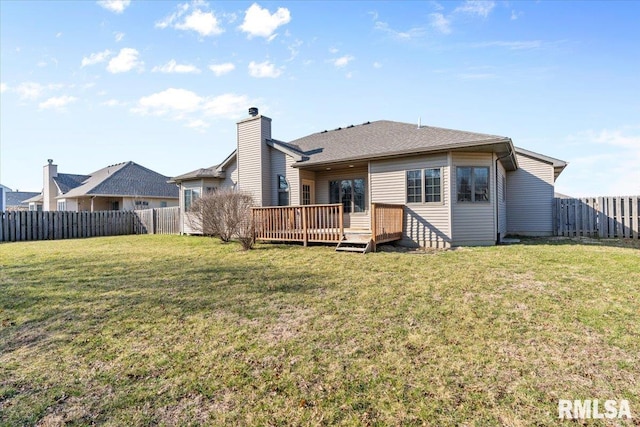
[252,203,404,252]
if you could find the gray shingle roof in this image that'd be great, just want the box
[61,162,178,199]
[53,173,90,193]
[288,120,514,167]
[169,165,221,182]
[6,191,41,207]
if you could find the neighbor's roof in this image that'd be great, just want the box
[53,173,90,193]
[169,165,222,183]
[286,120,517,170]
[60,162,178,199]
[6,191,41,207]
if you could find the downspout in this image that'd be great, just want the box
[495,147,514,244]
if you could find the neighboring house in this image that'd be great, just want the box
[4,190,41,211]
[25,160,179,212]
[0,184,10,211]
[171,108,567,247]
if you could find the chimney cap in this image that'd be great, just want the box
[47,159,54,165]
[248,107,259,117]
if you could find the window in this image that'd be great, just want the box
[277,175,289,206]
[457,167,489,202]
[160,201,167,208]
[111,201,120,211]
[329,179,365,213]
[406,170,422,203]
[302,184,311,205]
[57,201,66,211]
[406,168,442,203]
[425,168,441,203]
[184,188,200,211]
[205,187,216,195]
[134,200,149,208]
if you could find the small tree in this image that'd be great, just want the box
[188,188,255,249]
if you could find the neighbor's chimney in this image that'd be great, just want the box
[43,159,58,211]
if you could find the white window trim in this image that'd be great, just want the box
[405,167,445,205]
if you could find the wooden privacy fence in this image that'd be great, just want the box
[133,207,180,235]
[554,196,639,239]
[0,207,180,242]
[371,203,404,251]
[253,204,344,244]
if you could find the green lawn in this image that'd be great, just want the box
[1,235,639,426]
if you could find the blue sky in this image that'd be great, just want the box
[1,0,639,197]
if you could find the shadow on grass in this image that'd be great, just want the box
[506,235,640,250]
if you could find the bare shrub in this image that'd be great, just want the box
[188,188,255,249]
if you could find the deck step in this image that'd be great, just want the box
[336,239,372,254]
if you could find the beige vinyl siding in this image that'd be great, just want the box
[180,180,202,234]
[222,157,238,189]
[506,153,555,236]
[497,159,507,237]
[315,166,369,229]
[237,116,271,206]
[269,149,300,206]
[451,152,495,246]
[370,154,450,248]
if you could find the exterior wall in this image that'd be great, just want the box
[451,152,496,246]
[122,197,178,211]
[370,153,451,248]
[43,162,58,211]
[315,166,369,229]
[222,157,238,189]
[497,159,507,238]
[237,115,271,206]
[299,169,317,204]
[269,148,300,206]
[506,152,555,236]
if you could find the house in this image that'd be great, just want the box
[0,184,10,211]
[171,108,567,248]
[4,190,42,211]
[24,160,179,212]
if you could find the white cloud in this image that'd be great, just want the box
[248,60,282,78]
[186,119,209,130]
[97,0,131,14]
[329,47,339,54]
[81,49,112,67]
[208,62,235,76]
[38,95,77,110]
[430,13,451,34]
[239,3,291,39]
[134,88,202,116]
[152,60,201,74]
[332,55,354,68]
[373,62,382,69]
[107,48,143,73]
[56,32,62,38]
[176,9,223,36]
[102,99,126,107]
[510,10,523,20]
[16,82,44,100]
[132,88,257,127]
[374,21,425,40]
[202,93,255,118]
[559,127,640,196]
[157,4,223,37]
[454,0,495,18]
[0,83,7,93]
[114,32,125,42]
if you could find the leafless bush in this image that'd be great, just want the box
[188,188,255,249]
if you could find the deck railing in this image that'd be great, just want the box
[371,203,404,251]
[253,204,344,245]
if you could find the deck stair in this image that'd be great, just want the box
[335,231,373,254]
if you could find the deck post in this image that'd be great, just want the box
[302,206,308,246]
[339,203,344,238]
[370,202,377,253]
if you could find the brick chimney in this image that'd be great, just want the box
[236,107,271,206]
